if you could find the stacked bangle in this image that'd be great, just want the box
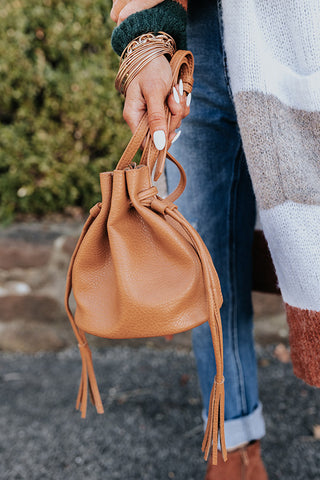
[115,32,176,96]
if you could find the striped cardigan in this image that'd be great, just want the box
[112,0,320,387]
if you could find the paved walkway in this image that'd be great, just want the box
[1,344,320,480]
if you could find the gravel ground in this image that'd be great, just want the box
[1,345,320,480]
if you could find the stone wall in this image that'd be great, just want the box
[0,214,286,353]
[0,219,82,352]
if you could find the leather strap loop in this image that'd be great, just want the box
[164,152,187,203]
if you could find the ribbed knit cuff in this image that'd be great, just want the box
[111,0,187,56]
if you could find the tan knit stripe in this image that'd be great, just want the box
[286,304,320,388]
[234,91,320,210]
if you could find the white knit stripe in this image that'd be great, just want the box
[259,201,320,311]
[222,0,320,111]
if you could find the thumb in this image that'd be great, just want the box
[143,85,168,151]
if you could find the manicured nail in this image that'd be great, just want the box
[186,92,192,107]
[171,130,181,144]
[179,79,183,96]
[173,87,180,104]
[153,130,166,150]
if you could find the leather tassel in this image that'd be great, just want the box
[76,348,87,416]
[64,222,104,419]
[76,342,104,418]
[202,377,227,465]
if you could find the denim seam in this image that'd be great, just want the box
[219,0,250,415]
[228,144,249,417]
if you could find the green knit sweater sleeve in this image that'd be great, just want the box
[111,0,187,56]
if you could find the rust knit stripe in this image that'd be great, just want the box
[286,304,320,388]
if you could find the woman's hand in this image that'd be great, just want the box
[124,55,191,150]
[111,0,164,25]
[110,1,191,147]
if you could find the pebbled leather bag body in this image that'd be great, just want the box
[65,50,227,465]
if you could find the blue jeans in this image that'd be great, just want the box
[167,0,265,449]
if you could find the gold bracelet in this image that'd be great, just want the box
[121,31,176,61]
[115,32,176,95]
[115,33,176,94]
[118,48,170,93]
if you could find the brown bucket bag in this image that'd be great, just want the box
[65,50,227,465]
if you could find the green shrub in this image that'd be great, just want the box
[0,0,130,222]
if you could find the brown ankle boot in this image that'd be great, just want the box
[205,441,268,480]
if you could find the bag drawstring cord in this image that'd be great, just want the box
[149,197,227,464]
[65,204,104,419]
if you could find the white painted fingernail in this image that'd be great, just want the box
[186,92,192,107]
[171,130,181,144]
[179,79,183,96]
[173,87,180,104]
[153,130,166,150]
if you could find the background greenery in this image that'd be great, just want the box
[0,0,129,222]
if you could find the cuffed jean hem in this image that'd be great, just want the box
[202,402,266,450]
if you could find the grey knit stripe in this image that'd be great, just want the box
[234,91,320,210]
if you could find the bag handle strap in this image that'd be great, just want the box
[115,112,149,171]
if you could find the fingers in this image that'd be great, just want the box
[124,86,169,152]
[111,0,164,25]
[121,57,192,152]
[123,56,172,151]
[167,79,192,145]
[123,83,146,134]
[139,57,172,150]
[124,82,168,151]
[124,78,192,149]
[143,80,168,150]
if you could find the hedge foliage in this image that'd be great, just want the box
[0,0,130,222]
